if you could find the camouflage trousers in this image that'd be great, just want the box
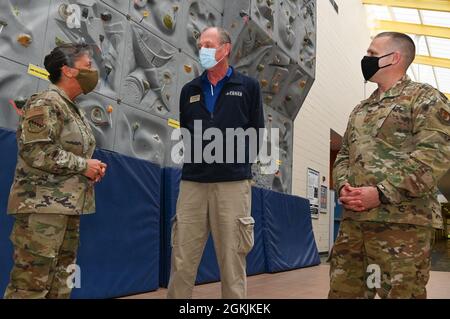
[328,220,433,299]
[4,213,80,299]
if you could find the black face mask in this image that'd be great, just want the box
[361,52,394,81]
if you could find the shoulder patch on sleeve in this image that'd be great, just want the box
[21,105,52,144]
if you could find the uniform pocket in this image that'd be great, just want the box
[237,216,255,254]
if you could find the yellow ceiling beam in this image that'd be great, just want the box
[445,93,450,100]
[362,0,450,12]
[414,55,450,68]
[374,20,450,39]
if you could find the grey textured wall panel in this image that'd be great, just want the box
[0,0,50,65]
[296,0,316,77]
[114,103,176,167]
[43,0,127,100]
[100,0,130,15]
[129,0,222,59]
[0,56,39,131]
[119,21,179,119]
[74,92,118,151]
[204,0,224,14]
[0,0,317,194]
[252,104,293,193]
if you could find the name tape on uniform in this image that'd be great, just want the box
[168,118,180,129]
[28,64,49,81]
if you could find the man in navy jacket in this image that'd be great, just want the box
[167,26,265,299]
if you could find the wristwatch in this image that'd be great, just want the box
[376,185,390,204]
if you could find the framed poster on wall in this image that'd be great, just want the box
[307,168,320,219]
[320,185,328,212]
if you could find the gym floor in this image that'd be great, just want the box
[123,239,450,299]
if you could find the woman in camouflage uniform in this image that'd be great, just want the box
[4,44,107,299]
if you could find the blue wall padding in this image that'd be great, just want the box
[159,167,181,288]
[0,128,161,299]
[0,129,17,297]
[261,189,321,273]
[71,150,161,298]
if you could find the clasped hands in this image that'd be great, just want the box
[84,159,107,183]
[339,183,381,212]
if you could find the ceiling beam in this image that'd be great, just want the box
[374,20,450,39]
[414,55,450,69]
[445,93,450,100]
[362,0,450,12]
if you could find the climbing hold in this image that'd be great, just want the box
[184,64,193,73]
[17,34,32,47]
[133,0,146,9]
[163,14,174,30]
[90,107,107,126]
[58,4,69,19]
[105,65,112,77]
[82,8,89,19]
[101,12,112,22]
[55,36,67,46]
[107,105,113,113]
[257,64,265,72]
[260,79,268,87]
[0,20,7,34]
[271,82,279,93]
[132,122,140,140]
[299,80,306,88]
[193,30,200,40]
[12,6,20,17]
[239,11,249,18]
[142,80,150,91]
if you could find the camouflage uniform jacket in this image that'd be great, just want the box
[7,84,96,215]
[333,75,450,229]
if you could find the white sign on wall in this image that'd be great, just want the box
[307,168,320,218]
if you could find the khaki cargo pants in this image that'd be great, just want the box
[167,180,254,299]
[4,213,80,299]
[328,220,433,299]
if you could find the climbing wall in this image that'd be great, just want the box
[0,0,316,194]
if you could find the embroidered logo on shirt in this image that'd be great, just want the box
[190,95,201,103]
[225,91,242,97]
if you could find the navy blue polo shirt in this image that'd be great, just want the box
[201,66,233,114]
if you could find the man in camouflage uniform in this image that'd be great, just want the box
[4,44,106,299]
[329,32,450,299]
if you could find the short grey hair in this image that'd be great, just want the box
[201,26,232,45]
